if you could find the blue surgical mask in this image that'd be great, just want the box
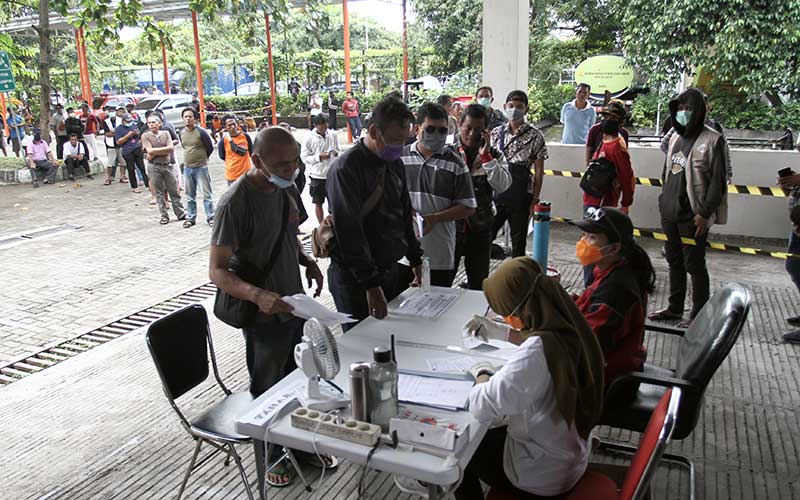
[262,167,299,189]
[478,97,491,109]
[504,107,525,122]
[377,131,405,161]
[675,110,692,127]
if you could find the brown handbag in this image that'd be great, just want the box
[312,167,385,258]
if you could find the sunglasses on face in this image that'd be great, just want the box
[424,125,448,135]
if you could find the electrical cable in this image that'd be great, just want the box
[358,441,381,498]
[311,408,338,500]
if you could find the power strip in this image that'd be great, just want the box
[290,408,381,446]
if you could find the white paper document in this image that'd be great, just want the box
[282,294,357,326]
[398,374,474,411]
[425,355,477,373]
[389,289,460,320]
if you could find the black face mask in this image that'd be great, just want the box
[601,119,620,135]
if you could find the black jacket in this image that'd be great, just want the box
[327,139,423,288]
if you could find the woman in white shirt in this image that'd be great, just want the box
[458,257,604,499]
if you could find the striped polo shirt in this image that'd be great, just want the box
[401,142,476,270]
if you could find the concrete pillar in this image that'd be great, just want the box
[481,0,529,104]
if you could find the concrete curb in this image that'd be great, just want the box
[0,160,105,185]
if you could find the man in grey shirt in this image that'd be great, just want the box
[209,126,328,486]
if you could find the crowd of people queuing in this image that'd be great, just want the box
[7,80,795,495]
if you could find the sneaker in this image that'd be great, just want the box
[32,180,39,188]
[784,330,800,344]
[87,174,94,180]
[68,176,75,182]
[787,315,800,326]
[207,218,214,227]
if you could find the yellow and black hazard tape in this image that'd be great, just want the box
[543,169,787,197]
[550,216,797,260]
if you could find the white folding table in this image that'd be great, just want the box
[235,287,498,500]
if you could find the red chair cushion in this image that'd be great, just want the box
[486,470,617,500]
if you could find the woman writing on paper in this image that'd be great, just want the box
[457,257,604,500]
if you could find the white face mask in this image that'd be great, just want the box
[504,107,525,122]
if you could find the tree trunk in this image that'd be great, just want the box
[764,92,783,108]
[38,0,51,143]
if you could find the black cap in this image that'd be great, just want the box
[570,207,634,245]
[373,346,392,363]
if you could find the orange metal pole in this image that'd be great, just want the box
[402,0,408,82]
[191,11,206,126]
[161,41,170,94]
[343,0,352,142]
[74,29,86,101]
[1,93,8,137]
[265,13,278,126]
[77,27,92,102]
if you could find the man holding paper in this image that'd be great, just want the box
[209,126,331,487]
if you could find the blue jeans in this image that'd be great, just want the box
[347,116,362,139]
[184,165,215,222]
[787,230,800,292]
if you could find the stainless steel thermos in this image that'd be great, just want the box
[349,362,371,422]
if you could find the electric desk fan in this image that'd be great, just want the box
[294,318,350,411]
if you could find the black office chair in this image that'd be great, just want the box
[146,304,256,500]
[599,282,751,500]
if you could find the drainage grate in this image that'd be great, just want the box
[0,283,217,385]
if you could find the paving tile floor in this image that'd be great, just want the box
[1,129,800,499]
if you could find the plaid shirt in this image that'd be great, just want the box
[490,122,548,167]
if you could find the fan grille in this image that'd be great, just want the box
[302,318,340,379]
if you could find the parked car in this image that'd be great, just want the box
[86,94,142,121]
[133,94,195,131]
[222,82,264,96]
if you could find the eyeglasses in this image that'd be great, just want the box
[424,125,448,135]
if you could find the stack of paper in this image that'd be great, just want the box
[398,374,474,411]
[389,289,460,320]
[282,294,357,327]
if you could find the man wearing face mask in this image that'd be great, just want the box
[490,90,548,258]
[475,86,507,131]
[397,102,476,290]
[451,104,512,289]
[210,126,329,486]
[327,97,423,331]
[585,100,630,166]
[649,87,728,328]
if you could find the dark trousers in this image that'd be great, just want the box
[242,316,305,397]
[786,230,800,293]
[492,203,531,258]
[662,218,710,319]
[29,160,57,183]
[453,229,492,290]
[328,110,338,130]
[328,259,399,333]
[455,427,532,500]
[64,157,90,178]
[123,148,149,189]
[396,264,454,296]
[55,136,68,159]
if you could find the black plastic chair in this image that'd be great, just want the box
[146,304,256,500]
[600,282,751,500]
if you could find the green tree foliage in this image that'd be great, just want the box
[410,0,482,75]
[620,0,800,99]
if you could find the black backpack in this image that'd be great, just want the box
[580,157,617,198]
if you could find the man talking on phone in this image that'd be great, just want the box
[649,87,728,328]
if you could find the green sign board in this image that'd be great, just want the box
[574,55,633,96]
[0,51,16,92]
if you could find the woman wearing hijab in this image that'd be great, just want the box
[458,257,605,500]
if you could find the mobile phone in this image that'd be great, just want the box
[779,167,794,178]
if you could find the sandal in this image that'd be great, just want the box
[119,177,128,183]
[132,188,141,193]
[677,318,692,329]
[159,216,169,225]
[183,219,196,228]
[647,308,683,321]
[294,450,339,470]
[266,460,292,488]
[103,178,112,186]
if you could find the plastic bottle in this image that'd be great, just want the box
[421,256,431,291]
[368,346,398,432]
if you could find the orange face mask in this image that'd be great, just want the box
[575,238,607,266]
[503,315,525,331]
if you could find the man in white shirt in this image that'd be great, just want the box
[301,114,340,223]
[560,83,596,144]
[63,133,93,181]
[308,90,323,129]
